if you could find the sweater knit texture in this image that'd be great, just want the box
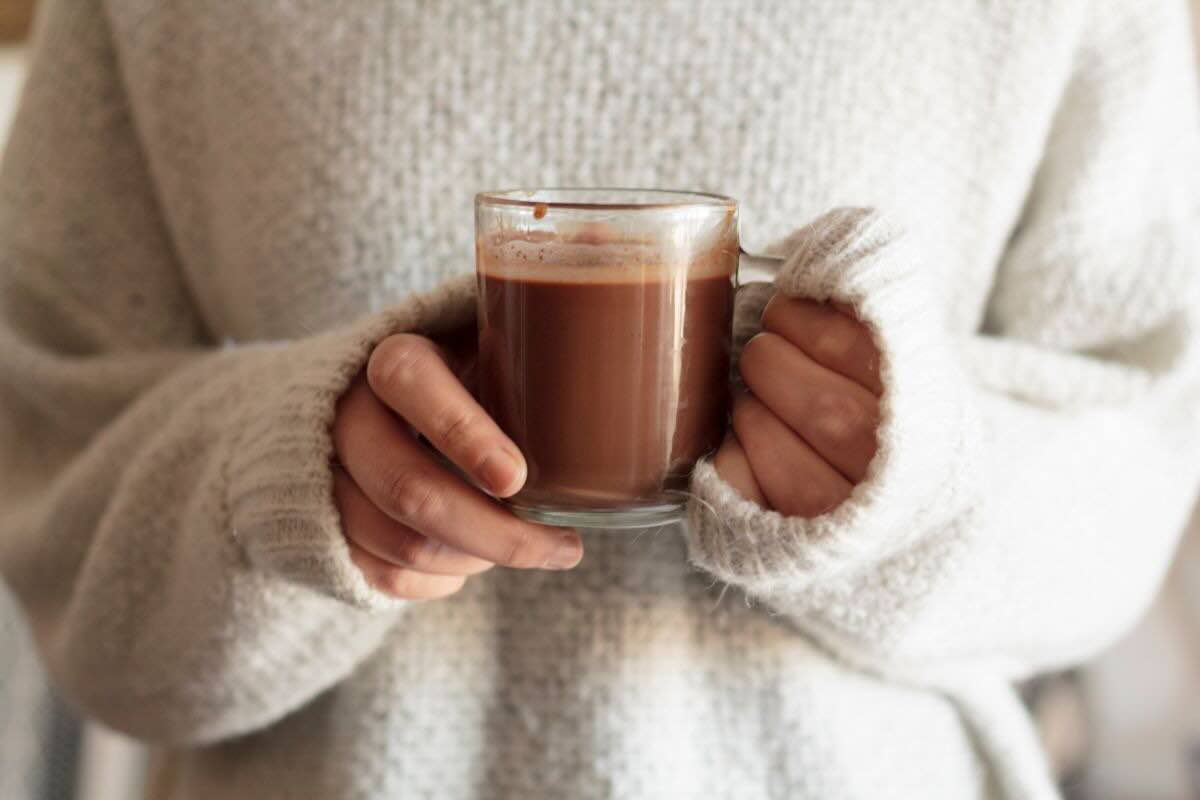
[2,1,1199,798]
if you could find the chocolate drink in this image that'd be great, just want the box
[477,242,735,509]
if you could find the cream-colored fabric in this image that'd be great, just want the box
[1,1,1198,798]
[687,201,1200,798]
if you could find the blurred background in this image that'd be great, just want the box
[0,1,1197,798]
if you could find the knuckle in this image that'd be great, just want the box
[436,408,484,456]
[384,469,444,525]
[392,529,431,567]
[808,323,856,367]
[500,524,537,567]
[368,334,434,396]
[810,390,872,446]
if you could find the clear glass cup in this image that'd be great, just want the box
[475,188,738,529]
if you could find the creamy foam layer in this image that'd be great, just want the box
[477,230,737,283]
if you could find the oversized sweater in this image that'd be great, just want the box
[2,1,1199,798]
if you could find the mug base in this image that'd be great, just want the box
[508,501,685,530]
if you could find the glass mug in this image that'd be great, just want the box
[475,188,745,529]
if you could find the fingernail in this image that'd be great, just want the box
[545,533,583,570]
[479,451,520,496]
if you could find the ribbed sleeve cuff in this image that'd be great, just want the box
[225,275,477,609]
[686,209,979,592]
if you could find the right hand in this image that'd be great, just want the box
[332,330,584,600]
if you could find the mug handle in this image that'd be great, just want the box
[737,249,785,285]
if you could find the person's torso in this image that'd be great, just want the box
[107,0,1086,342]
[161,533,991,799]
[107,2,1087,796]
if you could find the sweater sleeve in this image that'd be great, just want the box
[0,0,475,745]
[685,0,1200,682]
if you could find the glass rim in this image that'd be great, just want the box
[475,187,737,211]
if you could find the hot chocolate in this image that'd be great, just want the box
[477,237,735,510]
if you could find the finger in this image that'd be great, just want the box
[712,431,768,506]
[761,294,883,395]
[740,332,879,483]
[347,540,468,600]
[732,393,853,517]
[335,466,494,576]
[334,382,583,570]
[367,333,526,498]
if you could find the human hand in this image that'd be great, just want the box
[332,328,584,599]
[713,293,882,517]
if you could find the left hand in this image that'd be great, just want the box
[714,292,883,517]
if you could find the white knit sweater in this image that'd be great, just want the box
[2,1,1198,798]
